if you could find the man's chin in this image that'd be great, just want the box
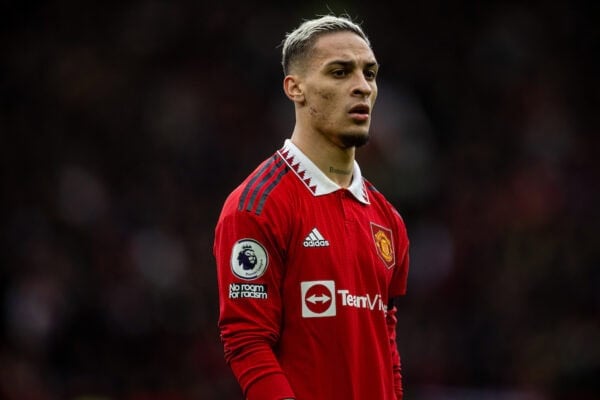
[339,132,370,149]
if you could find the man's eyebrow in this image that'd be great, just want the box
[325,60,380,68]
[325,60,354,68]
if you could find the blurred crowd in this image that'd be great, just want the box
[1,1,598,399]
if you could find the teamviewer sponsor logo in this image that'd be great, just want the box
[303,228,330,247]
[301,280,336,318]
[301,281,387,318]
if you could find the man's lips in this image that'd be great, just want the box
[348,104,370,121]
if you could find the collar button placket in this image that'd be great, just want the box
[340,189,353,222]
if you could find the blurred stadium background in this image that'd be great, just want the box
[1,1,598,399]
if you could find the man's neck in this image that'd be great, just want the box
[290,129,355,188]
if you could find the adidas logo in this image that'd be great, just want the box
[303,228,330,248]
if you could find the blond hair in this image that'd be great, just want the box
[281,15,370,75]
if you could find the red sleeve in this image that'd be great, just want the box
[386,305,403,400]
[387,202,409,399]
[390,204,410,298]
[214,197,296,400]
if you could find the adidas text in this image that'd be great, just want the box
[303,239,330,247]
[303,228,330,247]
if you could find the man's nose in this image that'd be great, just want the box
[351,74,373,97]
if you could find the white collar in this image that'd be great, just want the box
[277,139,370,204]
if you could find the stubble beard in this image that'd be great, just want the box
[339,131,370,149]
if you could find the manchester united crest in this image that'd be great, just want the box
[370,222,395,269]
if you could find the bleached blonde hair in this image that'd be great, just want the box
[281,15,371,75]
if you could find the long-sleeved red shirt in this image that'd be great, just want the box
[214,140,410,400]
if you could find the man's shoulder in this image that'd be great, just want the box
[222,152,296,217]
[363,178,387,202]
[363,178,405,219]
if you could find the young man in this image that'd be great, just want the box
[214,15,410,400]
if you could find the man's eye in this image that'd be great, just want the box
[332,69,346,78]
[365,70,377,80]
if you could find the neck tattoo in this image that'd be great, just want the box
[329,166,352,175]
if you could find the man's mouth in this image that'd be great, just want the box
[348,104,370,121]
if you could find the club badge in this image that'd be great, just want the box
[370,222,395,269]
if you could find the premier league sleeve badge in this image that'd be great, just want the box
[230,238,269,280]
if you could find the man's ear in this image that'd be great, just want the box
[283,75,305,104]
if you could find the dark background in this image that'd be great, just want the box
[1,1,598,399]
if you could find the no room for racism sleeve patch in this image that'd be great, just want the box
[230,238,269,280]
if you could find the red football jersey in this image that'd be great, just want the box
[214,140,410,400]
